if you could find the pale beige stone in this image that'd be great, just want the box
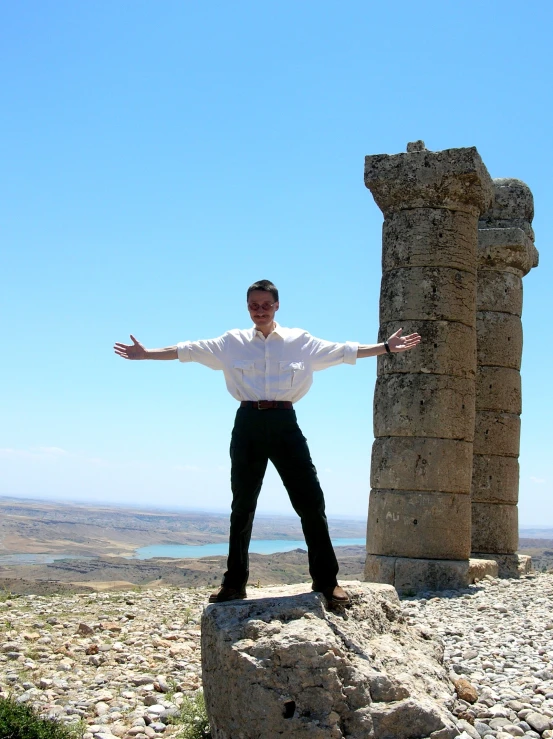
[471,455,519,504]
[476,312,522,370]
[475,366,521,414]
[371,437,472,494]
[377,320,476,378]
[467,557,499,580]
[380,267,477,327]
[473,412,520,457]
[367,489,471,560]
[476,270,523,314]
[469,553,531,577]
[374,374,475,441]
[471,502,518,553]
[382,209,477,272]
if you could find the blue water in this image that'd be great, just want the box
[134,538,366,560]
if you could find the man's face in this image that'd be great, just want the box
[247,290,279,331]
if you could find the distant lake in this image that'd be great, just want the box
[134,538,366,559]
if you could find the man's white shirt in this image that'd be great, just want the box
[177,323,358,403]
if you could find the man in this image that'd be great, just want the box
[114,279,420,605]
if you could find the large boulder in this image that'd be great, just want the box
[201,581,458,739]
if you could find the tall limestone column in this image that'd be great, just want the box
[364,141,494,594]
[471,178,539,571]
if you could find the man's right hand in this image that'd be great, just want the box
[113,336,178,360]
[114,335,148,360]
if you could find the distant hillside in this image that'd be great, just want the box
[0,496,366,558]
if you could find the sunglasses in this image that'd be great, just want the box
[247,302,276,311]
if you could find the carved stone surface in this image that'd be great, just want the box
[471,502,519,554]
[471,454,519,505]
[475,366,521,414]
[364,556,498,594]
[367,490,471,560]
[476,271,523,314]
[479,178,535,239]
[373,375,475,441]
[371,437,473,494]
[380,268,477,326]
[378,320,476,378]
[382,209,478,273]
[476,312,523,370]
[472,178,538,556]
[365,143,493,590]
[201,582,459,739]
[365,146,494,217]
[473,412,521,457]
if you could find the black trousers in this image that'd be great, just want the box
[222,407,339,590]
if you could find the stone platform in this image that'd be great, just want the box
[365,554,501,595]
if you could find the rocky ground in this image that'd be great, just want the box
[405,571,553,739]
[0,572,552,739]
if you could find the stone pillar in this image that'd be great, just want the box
[471,178,538,570]
[364,141,494,594]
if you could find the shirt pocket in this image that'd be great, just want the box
[279,361,305,389]
[233,360,256,376]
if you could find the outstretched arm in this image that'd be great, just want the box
[357,328,421,359]
[113,335,178,360]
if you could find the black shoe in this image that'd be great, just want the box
[208,586,247,603]
[313,583,350,605]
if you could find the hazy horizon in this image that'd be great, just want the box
[1,493,552,532]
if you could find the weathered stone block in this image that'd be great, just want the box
[476,270,523,315]
[473,411,520,457]
[470,553,532,577]
[374,374,475,441]
[364,556,498,594]
[471,454,519,504]
[382,208,477,272]
[380,267,477,327]
[475,366,521,414]
[476,312,522,370]
[367,489,471,560]
[371,437,472,494]
[365,146,494,217]
[364,554,396,585]
[377,320,476,378]
[471,502,518,554]
[479,179,534,239]
[201,582,458,739]
[477,227,538,275]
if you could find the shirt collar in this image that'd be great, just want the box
[250,322,283,340]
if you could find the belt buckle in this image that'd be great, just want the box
[257,400,269,410]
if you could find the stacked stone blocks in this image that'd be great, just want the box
[364,144,538,591]
[472,178,539,555]
[364,143,494,590]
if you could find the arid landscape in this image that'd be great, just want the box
[0,496,367,594]
[1,496,552,596]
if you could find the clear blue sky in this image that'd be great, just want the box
[1,1,551,525]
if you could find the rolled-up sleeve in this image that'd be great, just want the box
[177,335,226,370]
[309,336,359,371]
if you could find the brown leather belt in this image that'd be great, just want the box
[240,400,293,410]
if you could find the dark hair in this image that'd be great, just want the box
[247,279,279,302]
